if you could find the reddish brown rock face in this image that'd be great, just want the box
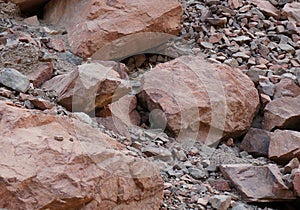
[43,0,182,59]
[269,130,300,164]
[96,95,141,139]
[220,164,296,202]
[138,56,259,146]
[0,101,163,209]
[263,95,300,131]
[42,61,131,113]
[26,61,53,88]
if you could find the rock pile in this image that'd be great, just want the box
[0,0,300,209]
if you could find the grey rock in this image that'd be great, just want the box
[258,77,275,97]
[209,195,231,210]
[232,204,248,210]
[231,36,251,43]
[232,52,250,59]
[188,167,207,180]
[200,41,214,49]
[278,44,295,54]
[224,58,239,68]
[59,51,83,65]
[142,145,173,162]
[281,73,297,81]
[172,148,187,162]
[0,68,30,93]
[244,68,266,83]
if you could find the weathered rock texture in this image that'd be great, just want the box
[43,0,182,58]
[263,95,300,131]
[42,61,131,112]
[138,55,259,146]
[273,78,300,99]
[220,164,295,202]
[282,2,300,22]
[249,0,280,19]
[269,130,300,164]
[0,101,163,209]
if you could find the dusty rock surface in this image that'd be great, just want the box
[0,101,163,209]
[43,0,183,59]
[42,61,131,112]
[138,55,259,146]
[269,130,300,163]
[220,164,296,202]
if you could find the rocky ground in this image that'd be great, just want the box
[1,0,300,209]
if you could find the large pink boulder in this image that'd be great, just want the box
[0,101,163,209]
[43,0,182,59]
[138,56,259,147]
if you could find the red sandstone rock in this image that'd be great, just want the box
[46,38,66,52]
[19,93,55,110]
[0,101,163,209]
[269,130,300,164]
[96,95,141,139]
[26,62,53,87]
[42,61,131,113]
[138,55,259,146]
[220,164,296,202]
[228,0,240,10]
[43,0,182,59]
[263,95,300,131]
[249,0,280,19]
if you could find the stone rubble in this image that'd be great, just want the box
[1,0,300,209]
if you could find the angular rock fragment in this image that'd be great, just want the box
[209,195,231,210]
[0,68,30,93]
[282,2,300,22]
[42,61,130,112]
[269,130,300,163]
[249,0,280,19]
[263,95,300,131]
[273,78,300,99]
[26,62,53,87]
[240,128,270,157]
[220,164,296,202]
